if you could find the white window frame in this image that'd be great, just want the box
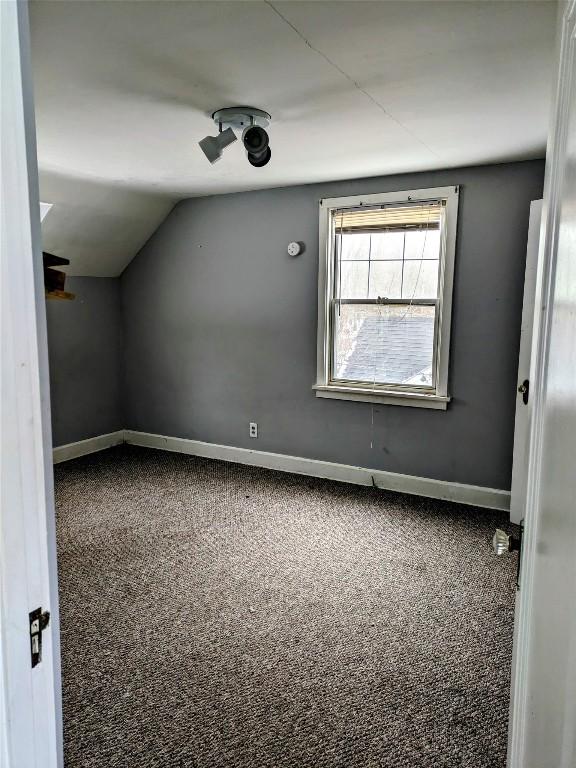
[314,185,459,409]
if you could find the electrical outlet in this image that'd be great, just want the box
[249,422,258,438]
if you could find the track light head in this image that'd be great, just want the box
[242,126,271,167]
[198,126,237,164]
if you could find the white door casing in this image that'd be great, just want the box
[509,200,543,526]
[0,1,63,767]
[507,2,576,766]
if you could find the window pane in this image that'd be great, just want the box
[369,232,405,260]
[339,261,369,298]
[402,261,439,299]
[339,231,406,261]
[333,304,435,387]
[339,233,371,261]
[368,261,402,299]
[404,230,440,260]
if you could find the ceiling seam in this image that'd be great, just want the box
[264,1,441,161]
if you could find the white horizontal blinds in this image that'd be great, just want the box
[333,201,442,234]
[331,201,442,389]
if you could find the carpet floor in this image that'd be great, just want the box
[54,445,517,768]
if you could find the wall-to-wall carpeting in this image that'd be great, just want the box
[55,445,518,768]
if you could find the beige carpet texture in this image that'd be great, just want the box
[54,445,518,768]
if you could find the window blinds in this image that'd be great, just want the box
[333,201,442,233]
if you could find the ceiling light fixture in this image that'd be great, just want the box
[199,107,272,167]
[198,126,237,165]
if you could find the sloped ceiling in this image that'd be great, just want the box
[39,171,173,276]
[30,0,557,276]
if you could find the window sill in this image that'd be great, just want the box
[313,384,450,410]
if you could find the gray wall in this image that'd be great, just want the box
[121,160,544,490]
[46,277,123,446]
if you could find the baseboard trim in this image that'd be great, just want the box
[124,430,510,512]
[52,431,125,464]
[53,429,510,512]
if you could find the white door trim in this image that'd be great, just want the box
[1,2,62,766]
[507,1,576,764]
[509,200,542,525]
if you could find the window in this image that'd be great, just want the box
[315,186,459,409]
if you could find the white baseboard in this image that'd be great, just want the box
[124,430,510,512]
[53,428,510,512]
[52,431,125,464]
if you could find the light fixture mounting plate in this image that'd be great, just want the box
[211,106,271,131]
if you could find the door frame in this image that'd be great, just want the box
[507,1,576,765]
[509,199,542,526]
[1,1,62,766]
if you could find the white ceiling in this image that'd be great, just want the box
[30,0,557,276]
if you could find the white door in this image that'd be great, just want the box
[0,1,62,767]
[507,2,576,766]
[509,200,542,525]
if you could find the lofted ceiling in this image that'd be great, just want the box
[30,0,557,276]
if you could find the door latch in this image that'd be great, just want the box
[29,607,50,668]
[518,379,529,405]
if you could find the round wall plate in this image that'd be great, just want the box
[287,242,302,256]
[212,107,271,131]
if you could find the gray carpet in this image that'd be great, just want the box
[54,445,517,768]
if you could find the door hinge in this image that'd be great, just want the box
[29,607,50,668]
